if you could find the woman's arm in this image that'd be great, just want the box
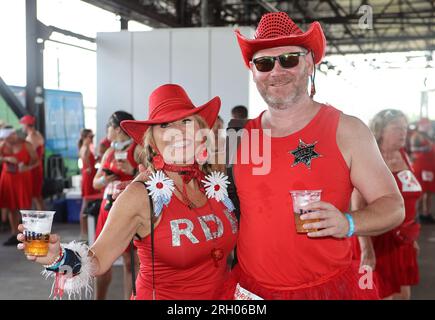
[80,146,91,170]
[89,181,153,274]
[93,148,117,190]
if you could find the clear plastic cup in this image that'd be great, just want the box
[289,190,322,233]
[21,210,55,256]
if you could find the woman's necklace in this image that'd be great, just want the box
[173,182,224,268]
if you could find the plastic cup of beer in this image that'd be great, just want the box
[21,210,55,256]
[290,190,322,233]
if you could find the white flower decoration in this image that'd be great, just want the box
[202,171,230,202]
[145,171,175,217]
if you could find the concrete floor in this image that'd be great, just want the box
[0,222,124,300]
[1,221,434,300]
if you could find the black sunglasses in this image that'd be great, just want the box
[252,52,307,72]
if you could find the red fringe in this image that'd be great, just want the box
[218,262,379,300]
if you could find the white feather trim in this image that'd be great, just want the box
[41,241,94,300]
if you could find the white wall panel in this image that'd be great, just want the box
[132,30,171,121]
[97,27,254,141]
[96,31,132,142]
[210,27,251,126]
[170,28,210,106]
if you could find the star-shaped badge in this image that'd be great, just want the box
[289,139,321,169]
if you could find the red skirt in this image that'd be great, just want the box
[0,169,32,211]
[31,165,43,197]
[95,198,135,254]
[352,232,419,299]
[219,262,379,300]
[81,168,97,197]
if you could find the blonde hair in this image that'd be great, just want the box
[369,109,407,146]
[141,114,220,174]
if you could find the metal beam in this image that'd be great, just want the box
[293,0,346,57]
[120,17,129,30]
[48,25,96,42]
[25,0,45,136]
[82,0,180,27]
[0,77,27,118]
[325,0,365,53]
[329,33,435,45]
[255,0,279,13]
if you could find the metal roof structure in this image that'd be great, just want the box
[82,0,435,55]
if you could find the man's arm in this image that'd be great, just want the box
[301,114,404,238]
[340,114,404,236]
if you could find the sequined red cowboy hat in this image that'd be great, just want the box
[121,84,221,146]
[235,12,326,68]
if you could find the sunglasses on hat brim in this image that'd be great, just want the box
[252,51,308,72]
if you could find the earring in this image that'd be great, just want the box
[196,145,209,165]
[152,154,165,170]
[310,76,316,98]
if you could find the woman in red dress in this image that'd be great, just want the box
[20,115,45,211]
[92,111,143,300]
[17,84,238,300]
[353,109,422,300]
[78,129,98,240]
[0,127,38,246]
[409,118,435,223]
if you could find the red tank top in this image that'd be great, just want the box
[234,105,353,290]
[134,193,238,299]
[35,145,44,159]
[102,142,138,182]
[1,142,31,171]
[82,149,96,171]
[391,149,422,241]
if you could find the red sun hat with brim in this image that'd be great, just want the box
[20,115,36,125]
[235,12,326,68]
[121,84,221,146]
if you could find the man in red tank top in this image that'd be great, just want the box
[227,12,405,299]
[20,115,45,210]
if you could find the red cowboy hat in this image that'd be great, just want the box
[235,12,326,68]
[20,115,36,125]
[121,84,221,146]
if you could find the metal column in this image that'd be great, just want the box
[25,0,45,136]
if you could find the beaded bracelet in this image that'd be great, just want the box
[43,246,65,269]
[344,213,355,237]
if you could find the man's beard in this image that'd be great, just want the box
[257,76,307,110]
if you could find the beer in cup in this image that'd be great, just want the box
[21,210,55,256]
[290,190,322,233]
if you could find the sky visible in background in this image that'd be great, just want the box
[0,0,434,131]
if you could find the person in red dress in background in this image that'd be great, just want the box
[409,117,435,223]
[78,129,98,240]
[221,12,404,300]
[353,109,422,300]
[0,121,7,232]
[97,135,111,164]
[0,126,38,246]
[92,111,143,300]
[20,115,45,210]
